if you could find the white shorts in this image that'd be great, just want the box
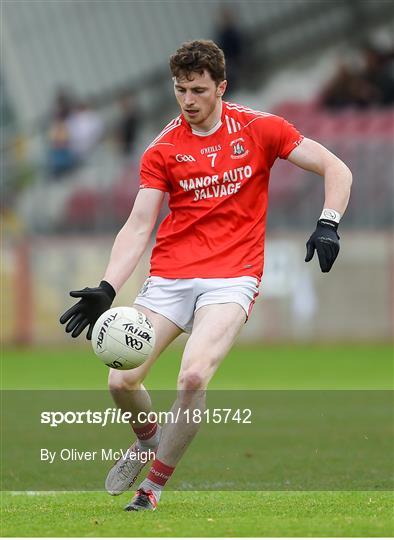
[134,276,260,333]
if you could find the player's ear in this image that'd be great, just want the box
[216,80,227,97]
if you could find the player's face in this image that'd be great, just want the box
[174,70,227,131]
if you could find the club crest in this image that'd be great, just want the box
[230,138,249,159]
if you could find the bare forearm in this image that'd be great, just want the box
[323,161,352,216]
[101,189,164,293]
[287,138,353,218]
[102,227,150,293]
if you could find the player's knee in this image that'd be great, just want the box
[177,371,206,408]
[177,369,205,391]
[108,369,142,393]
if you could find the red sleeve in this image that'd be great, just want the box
[252,114,304,166]
[140,146,169,192]
[276,117,304,159]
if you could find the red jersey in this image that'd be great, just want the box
[140,101,303,279]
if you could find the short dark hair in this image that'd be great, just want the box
[169,40,226,85]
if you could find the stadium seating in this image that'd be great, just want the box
[268,104,394,229]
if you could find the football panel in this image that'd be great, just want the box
[105,333,147,368]
[107,325,153,357]
[91,307,123,354]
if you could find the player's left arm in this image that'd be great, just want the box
[287,137,353,272]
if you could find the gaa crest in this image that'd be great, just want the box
[230,138,249,159]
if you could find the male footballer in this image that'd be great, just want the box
[60,40,352,511]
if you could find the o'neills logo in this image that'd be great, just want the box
[139,279,150,297]
[150,467,170,480]
[230,137,248,159]
[97,313,117,348]
[200,144,222,154]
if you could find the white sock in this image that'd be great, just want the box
[136,425,161,451]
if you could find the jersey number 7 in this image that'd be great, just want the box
[207,153,217,168]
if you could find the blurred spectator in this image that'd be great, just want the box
[113,91,140,157]
[67,100,104,162]
[53,88,74,120]
[215,7,245,92]
[320,62,377,109]
[321,44,394,109]
[47,89,77,178]
[361,44,394,106]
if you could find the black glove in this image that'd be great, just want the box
[305,219,340,273]
[59,280,116,340]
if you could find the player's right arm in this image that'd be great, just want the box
[59,188,165,339]
[102,188,165,291]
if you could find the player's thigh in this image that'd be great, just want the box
[109,305,183,387]
[179,302,246,385]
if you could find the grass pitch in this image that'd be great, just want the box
[3,343,392,390]
[1,343,393,537]
[2,491,393,537]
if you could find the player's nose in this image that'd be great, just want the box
[183,91,195,105]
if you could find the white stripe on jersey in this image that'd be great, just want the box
[150,118,179,145]
[147,117,182,149]
[226,103,273,131]
[244,116,269,129]
[226,102,272,118]
[151,142,175,146]
[225,114,233,134]
[225,114,242,135]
